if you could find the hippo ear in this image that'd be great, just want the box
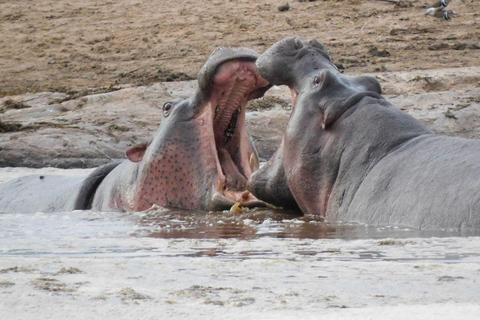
[354,75,382,95]
[125,143,149,163]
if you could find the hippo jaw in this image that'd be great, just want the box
[205,58,269,210]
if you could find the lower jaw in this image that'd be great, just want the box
[209,191,267,211]
[208,175,267,211]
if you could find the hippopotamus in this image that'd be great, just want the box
[248,37,480,229]
[0,47,269,213]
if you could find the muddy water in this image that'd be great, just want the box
[0,167,478,254]
[2,207,478,258]
[134,207,480,241]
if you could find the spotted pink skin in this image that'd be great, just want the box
[131,113,219,210]
[94,59,269,212]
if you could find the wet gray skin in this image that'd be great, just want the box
[248,37,480,230]
[0,47,270,213]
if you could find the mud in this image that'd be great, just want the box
[1,0,479,97]
[1,66,479,167]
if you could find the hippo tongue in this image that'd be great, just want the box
[218,148,247,191]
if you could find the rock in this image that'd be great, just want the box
[395,0,413,8]
[429,43,449,51]
[248,108,290,162]
[452,43,468,51]
[278,2,290,12]
[444,109,457,119]
[117,287,151,300]
[368,46,390,57]
[1,68,480,168]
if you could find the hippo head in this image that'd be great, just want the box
[256,37,333,88]
[248,37,383,213]
[125,47,270,211]
[257,37,381,103]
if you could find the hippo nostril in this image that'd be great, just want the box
[294,38,303,50]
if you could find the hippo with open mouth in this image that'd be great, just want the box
[0,47,269,213]
[248,37,480,229]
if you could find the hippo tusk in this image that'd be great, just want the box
[217,178,225,194]
[249,153,260,172]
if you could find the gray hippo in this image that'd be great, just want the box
[0,47,269,213]
[248,37,480,230]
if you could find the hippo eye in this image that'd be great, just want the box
[163,102,173,117]
[314,76,321,86]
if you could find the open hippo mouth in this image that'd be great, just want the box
[204,58,270,209]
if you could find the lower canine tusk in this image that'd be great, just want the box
[249,153,260,172]
[217,178,224,193]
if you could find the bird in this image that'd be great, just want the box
[425,0,452,16]
[425,8,456,20]
[429,0,451,9]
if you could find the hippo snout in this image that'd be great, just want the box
[246,170,262,196]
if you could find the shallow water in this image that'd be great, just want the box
[1,208,479,261]
[0,167,479,258]
[135,207,480,240]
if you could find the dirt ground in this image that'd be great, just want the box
[0,0,479,97]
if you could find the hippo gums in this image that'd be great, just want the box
[0,47,269,213]
[248,37,480,229]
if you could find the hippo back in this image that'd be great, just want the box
[73,160,123,210]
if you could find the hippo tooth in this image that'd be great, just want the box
[241,190,250,200]
[249,153,260,172]
[217,178,225,194]
[230,202,247,214]
[145,204,161,212]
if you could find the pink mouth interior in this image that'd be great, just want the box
[290,87,299,107]
[206,59,269,204]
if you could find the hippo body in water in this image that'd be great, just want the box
[0,47,269,213]
[248,37,480,229]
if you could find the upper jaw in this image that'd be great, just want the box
[196,47,266,104]
[198,57,269,211]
